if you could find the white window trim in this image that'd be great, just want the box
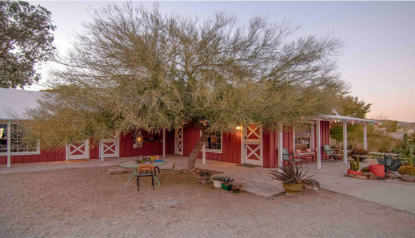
[0,141,40,156]
[0,151,41,156]
[294,122,313,151]
[205,134,222,153]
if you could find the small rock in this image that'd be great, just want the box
[401,175,415,182]
[362,172,375,178]
[304,179,320,190]
[108,167,125,174]
[368,174,386,180]
[355,175,367,179]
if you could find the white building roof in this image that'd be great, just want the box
[316,114,381,124]
[0,88,45,120]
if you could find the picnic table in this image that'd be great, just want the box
[119,160,167,187]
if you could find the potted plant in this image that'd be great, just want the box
[199,170,212,185]
[350,148,369,161]
[211,176,225,188]
[221,177,234,190]
[271,164,312,196]
[231,180,244,193]
[348,157,362,175]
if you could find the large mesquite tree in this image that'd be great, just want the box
[26,3,347,171]
[0,0,56,88]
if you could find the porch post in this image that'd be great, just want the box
[99,139,104,162]
[363,123,367,150]
[343,122,348,164]
[65,144,69,161]
[163,128,166,157]
[278,124,283,171]
[7,123,11,168]
[200,130,206,164]
[316,120,321,170]
[310,122,315,151]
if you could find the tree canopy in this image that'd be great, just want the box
[0,0,56,88]
[25,3,347,170]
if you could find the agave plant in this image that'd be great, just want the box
[271,163,312,184]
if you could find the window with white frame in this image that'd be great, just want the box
[0,124,39,154]
[0,125,6,153]
[206,131,222,151]
[295,124,312,151]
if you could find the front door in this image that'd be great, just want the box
[67,140,90,160]
[175,127,183,155]
[102,131,120,158]
[243,125,262,166]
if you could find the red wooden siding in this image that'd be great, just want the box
[182,126,241,163]
[166,130,175,155]
[89,141,99,159]
[0,149,66,164]
[118,131,163,157]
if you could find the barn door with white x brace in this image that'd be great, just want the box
[175,127,183,155]
[101,131,120,158]
[66,140,90,160]
[242,124,263,166]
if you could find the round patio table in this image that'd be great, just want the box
[119,160,167,187]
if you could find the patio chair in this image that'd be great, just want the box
[323,145,343,162]
[137,165,155,191]
[295,149,309,163]
[281,148,302,168]
[160,160,178,183]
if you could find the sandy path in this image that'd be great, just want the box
[0,166,414,237]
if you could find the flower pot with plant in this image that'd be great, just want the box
[348,157,362,175]
[221,177,234,190]
[199,170,212,185]
[271,164,312,196]
[231,180,244,193]
[211,176,225,188]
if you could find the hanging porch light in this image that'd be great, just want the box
[135,130,143,148]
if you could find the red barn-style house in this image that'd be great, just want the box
[0,88,379,169]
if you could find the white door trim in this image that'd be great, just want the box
[242,125,263,166]
[101,131,120,158]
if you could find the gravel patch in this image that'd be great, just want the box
[0,166,414,237]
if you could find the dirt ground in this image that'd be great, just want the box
[0,166,414,238]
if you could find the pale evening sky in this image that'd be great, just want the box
[27,1,415,122]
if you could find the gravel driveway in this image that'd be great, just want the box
[0,166,414,237]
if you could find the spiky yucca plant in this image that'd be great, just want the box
[271,163,313,184]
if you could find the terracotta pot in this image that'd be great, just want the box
[283,183,304,196]
[347,170,362,175]
[369,164,385,177]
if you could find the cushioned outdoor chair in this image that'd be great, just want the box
[323,145,343,162]
[281,148,302,168]
[137,165,155,191]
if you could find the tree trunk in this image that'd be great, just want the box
[187,129,210,172]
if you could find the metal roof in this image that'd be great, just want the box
[316,114,381,124]
[0,88,45,120]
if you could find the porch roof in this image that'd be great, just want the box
[316,114,381,125]
[0,88,45,121]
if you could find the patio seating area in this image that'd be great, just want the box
[1,154,415,214]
